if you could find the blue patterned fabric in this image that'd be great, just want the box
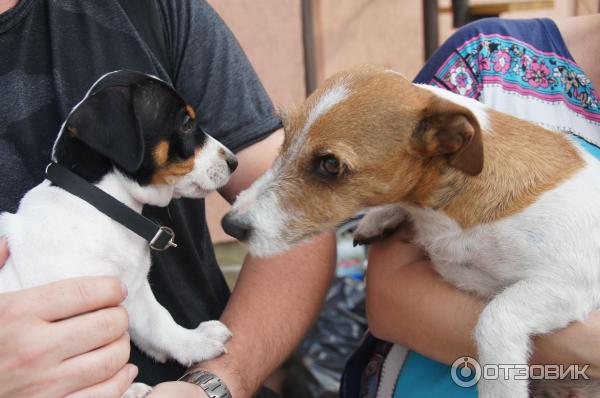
[430,29,600,120]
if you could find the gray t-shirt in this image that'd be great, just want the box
[0,0,281,384]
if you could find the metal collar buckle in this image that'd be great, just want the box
[149,226,178,251]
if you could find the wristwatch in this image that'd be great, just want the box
[178,369,232,398]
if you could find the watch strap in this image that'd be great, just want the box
[178,369,232,398]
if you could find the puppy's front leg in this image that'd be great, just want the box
[475,279,588,398]
[125,281,232,367]
[353,204,410,245]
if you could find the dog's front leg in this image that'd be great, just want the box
[353,204,410,245]
[475,279,588,398]
[125,281,232,367]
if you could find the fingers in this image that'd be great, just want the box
[52,333,132,397]
[53,306,129,360]
[149,381,205,397]
[0,238,8,267]
[368,233,427,268]
[19,276,127,321]
[63,364,138,398]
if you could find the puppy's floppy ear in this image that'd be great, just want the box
[410,97,484,176]
[66,85,145,172]
[132,80,196,159]
[131,80,185,138]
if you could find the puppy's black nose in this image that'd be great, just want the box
[226,154,238,173]
[221,213,250,241]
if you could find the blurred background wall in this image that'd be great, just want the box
[206,0,599,244]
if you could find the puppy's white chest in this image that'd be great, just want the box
[0,181,150,292]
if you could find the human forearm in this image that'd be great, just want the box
[366,234,600,375]
[366,237,482,365]
[195,232,336,397]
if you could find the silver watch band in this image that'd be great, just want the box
[178,369,232,398]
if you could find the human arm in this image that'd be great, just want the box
[366,231,600,378]
[0,240,136,398]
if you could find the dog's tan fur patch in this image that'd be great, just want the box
[437,111,585,228]
[151,155,195,184]
[186,105,196,120]
[153,140,170,167]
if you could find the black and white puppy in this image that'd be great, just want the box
[0,71,237,397]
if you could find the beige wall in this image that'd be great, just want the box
[206,0,306,242]
[314,0,425,81]
[205,0,591,243]
[208,0,306,107]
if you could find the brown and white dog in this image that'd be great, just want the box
[222,66,600,398]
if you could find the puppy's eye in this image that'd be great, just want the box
[318,155,342,177]
[181,115,195,134]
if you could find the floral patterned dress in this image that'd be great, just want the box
[341,17,600,398]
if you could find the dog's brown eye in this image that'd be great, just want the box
[319,156,341,176]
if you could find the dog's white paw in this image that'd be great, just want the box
[121,383,152,398]
[353,205,409,245]
[196,320,233,342]
[168,321,232,366]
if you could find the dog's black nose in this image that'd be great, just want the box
[221,213,250,241]
[226,154,238,173]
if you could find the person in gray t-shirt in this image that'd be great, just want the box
[0,1,336,397]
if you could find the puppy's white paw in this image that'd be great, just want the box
[196,320,233,343]
[121,383,152,398]
[353,205,409,245]
[169,321,232,366]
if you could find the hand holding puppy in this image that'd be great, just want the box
[0,239,8,268]
[0,240,135,398]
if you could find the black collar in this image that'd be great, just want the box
[46,162,177,251]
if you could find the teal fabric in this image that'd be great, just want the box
[393,352,477,398]
[573,135,600,160]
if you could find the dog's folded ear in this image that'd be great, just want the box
[66,85,144,172]
[411,98,484,176]
[131,81,195,159]
[60,71,188,173]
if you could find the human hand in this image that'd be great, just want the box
[0,275,136,398]
[148,381,205,397]
[0,238,9,269]
[533,311,600,378]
